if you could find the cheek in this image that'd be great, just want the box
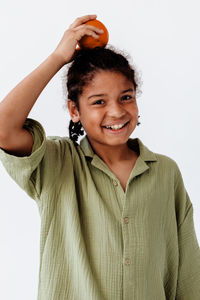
[134,104,139,113]
[80,112,101,129]
[129,105,138,115]
[86,110,103,123]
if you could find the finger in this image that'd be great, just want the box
[74,24,104,34]
[69,14,97,29]
[83,29,100,39]
[74,28,100,40]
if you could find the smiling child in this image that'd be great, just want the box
[0,14,200,300]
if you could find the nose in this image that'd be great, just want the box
[106,101,126,118]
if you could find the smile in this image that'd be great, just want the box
[102,121,129,130]
[102,121,129,134]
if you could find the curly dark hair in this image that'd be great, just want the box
[61,45,142,143]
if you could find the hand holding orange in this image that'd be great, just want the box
[78,19,109,49]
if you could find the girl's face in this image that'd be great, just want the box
[68,70,139,149]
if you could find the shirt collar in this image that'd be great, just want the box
[79,135,157,162]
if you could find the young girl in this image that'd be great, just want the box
[0,14,199,300]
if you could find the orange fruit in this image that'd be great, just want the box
[78,19,109,49]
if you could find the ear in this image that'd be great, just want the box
[67,100,80,123]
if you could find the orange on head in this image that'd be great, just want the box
[78,19,109,49]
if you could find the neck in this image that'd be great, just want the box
[88,139,137,166]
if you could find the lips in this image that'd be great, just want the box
[102,121,129,128]
[102,121,129,134]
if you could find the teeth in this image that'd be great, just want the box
[105,123,126,130]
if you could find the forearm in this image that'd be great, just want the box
[0,51,65,137]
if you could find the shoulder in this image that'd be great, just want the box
[137,138,180,172]
[152,151,183,182]
[46,135,79,156]
[155,152,179,168]
[23,117,80,159]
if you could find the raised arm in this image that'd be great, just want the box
[0,53,65,156]
[0,14,103,156]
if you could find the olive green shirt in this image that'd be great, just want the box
[0,118,200,300]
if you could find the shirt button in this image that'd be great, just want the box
[124,217,129,224]
[125,258,131,265]
[113,180,118,186]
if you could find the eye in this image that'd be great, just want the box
[92,99,104,105]
[121,95,133,101]
[92,95,134,105]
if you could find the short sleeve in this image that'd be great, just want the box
[174,166,200,299]
[0,118,46,202]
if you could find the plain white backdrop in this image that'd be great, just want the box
[0,0,200,299]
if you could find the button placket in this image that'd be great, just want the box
[113,179,118,186]
[125,258,131,265]
[124,217,129,224]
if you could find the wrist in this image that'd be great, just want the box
[50,51,66,68]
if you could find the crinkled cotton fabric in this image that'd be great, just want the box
[0,118,200,300]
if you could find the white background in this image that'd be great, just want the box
[0,0,200,299]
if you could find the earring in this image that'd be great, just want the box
[137,115,141,126]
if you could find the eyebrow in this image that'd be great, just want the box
[87,88,135,100]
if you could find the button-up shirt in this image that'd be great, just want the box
[0,118,200,300]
